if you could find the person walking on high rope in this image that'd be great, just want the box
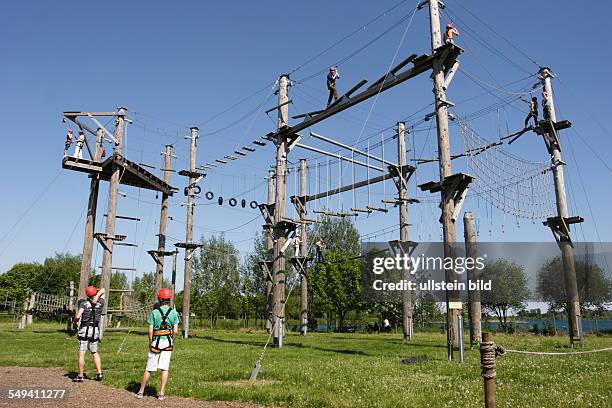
[524,96,539,128]
[327,66,340,106]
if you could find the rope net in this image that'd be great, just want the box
[456,115,556,220]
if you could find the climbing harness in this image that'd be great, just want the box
[77,300,101,343]
[149,306,174,353]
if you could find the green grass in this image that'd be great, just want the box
[1,323,611,407]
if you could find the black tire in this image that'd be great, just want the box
[250,200,258,209]
[205,191,214,200]
[229,198,237,207]
[218,196,223,205]
[241,199,247,208]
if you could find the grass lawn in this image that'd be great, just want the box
[1,322,611,407]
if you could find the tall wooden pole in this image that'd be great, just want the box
[539,68,581,345]
[265,169,275,333]
[171,249,178,308]
[481,332,496,408]
[154,145,173,292]
[182,127,199,338]
[397,122,413,340]
[78,128,105,299]
[100,108,126,329]
[427,0,460,357]
[273,74,290,347]
[299,159,308,336]
[463,211,481,346]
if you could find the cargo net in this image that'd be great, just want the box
[118,293,152,321]
[455,115,556,220]
[34,292,75,312]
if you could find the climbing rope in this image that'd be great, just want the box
[504,347,612,356]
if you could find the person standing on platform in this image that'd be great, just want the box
[64,129,74,157]
[74,131,85,159]
[444,23,460,44]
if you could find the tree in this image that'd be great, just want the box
[414,293,442,328]
[309,216,362,329]
[537,255,611,313]
[0,263,42,303]
[481,259,529,330]
[132,272,170,306]
[239,231,268,326]
[192,234,240,325]
[0,252,82,302]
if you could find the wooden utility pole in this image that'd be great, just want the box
[463,211,481,346]
[298,159,308,336]
[154,145,174,292]
[181,127,199,338]
[100,107,126,328]
[272,74,290,347]
[539,68,582,345]
[170,250,178,307]
[397,122,413,340]
[427,0,461,357]
[78,128,105,299]
[265,169,275,333]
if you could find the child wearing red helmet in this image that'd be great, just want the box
[136,288,180,401]
[64,129,74,157]
[74,285,105,383]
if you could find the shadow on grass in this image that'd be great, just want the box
[125,381,157,397]
[204,336,370,356]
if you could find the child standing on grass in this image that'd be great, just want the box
[136,288,180,401]
[74,286,105,382]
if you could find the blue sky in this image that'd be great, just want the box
[1,1,611,289]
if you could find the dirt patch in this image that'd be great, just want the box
[0,367,267,408]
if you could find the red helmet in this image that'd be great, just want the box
[85,286,97,297]
[446,23,453,28]
[68,129,73,134]
[157,288,173,300]
[329,66,336,72]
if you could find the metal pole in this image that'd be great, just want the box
[458,313,465,363]
[78,128,104,299]
[273,74,290,347]
[182,127,199,338]
[265,169,275,334]
[154,145,173,292]
[428,0,460,355]
[100,107,126,330]
[299,159,308,336]
[397,122,412,340]
[463,211,481,346]
[539,68,581,346]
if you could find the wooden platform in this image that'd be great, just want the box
[63,154,177,196]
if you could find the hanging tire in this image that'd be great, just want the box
[193,185,201,195]
[250,200,258,209]
[183,187,189,196]
[218,196,224,205]
[229,198,237,207]
[205,191,214,200]
[241,199,247,208]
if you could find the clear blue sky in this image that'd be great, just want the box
[1,1,611,289]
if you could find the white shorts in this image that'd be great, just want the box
[146,351,172,372]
